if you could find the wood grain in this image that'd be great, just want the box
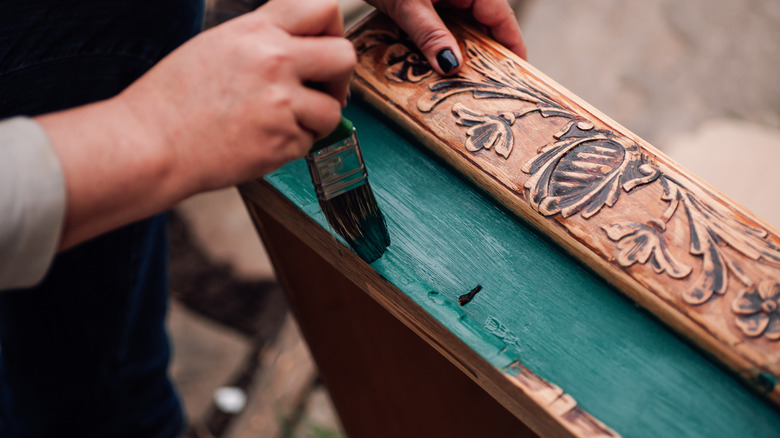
[240,179,618,438]
[347,12,780,404]
[240,100,780,437]
[245,196,539,438]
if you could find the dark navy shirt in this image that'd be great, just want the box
[0,1,204,437]
[0,0,204,116]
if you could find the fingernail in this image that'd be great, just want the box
[436,48,459,74]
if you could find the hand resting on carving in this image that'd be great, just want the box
[366,0,527,74]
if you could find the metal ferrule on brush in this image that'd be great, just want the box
[306,129,367,201]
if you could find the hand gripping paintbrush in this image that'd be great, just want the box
[306,116,390,262]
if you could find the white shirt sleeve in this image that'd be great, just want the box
[0,117,66,290]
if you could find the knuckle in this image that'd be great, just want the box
[256,48,295,81]
[267,85,294,110]
[263,47,293,71]
[388,0,412,18]
[414,27,451,52]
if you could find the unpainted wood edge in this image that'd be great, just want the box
[238,180,620,438]
[350,76,780,407]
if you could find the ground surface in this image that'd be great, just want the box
[169,1,780,437]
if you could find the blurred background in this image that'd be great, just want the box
[170,1,780,437]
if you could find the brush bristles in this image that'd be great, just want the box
[318,181,390,262]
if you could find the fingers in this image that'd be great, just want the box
[259,0,343,37]
[284,36,355,139]
[369,0,526,72]
[252,0,354,105]
[293,87,342,140]
[293,37,356,107]
[469,0,526,59]
[385,0,463,75]
[438,0,526,59]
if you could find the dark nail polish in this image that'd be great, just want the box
[436,48,459,74]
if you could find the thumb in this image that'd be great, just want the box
[388,1,462,75]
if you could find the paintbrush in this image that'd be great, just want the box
[306,116,390,262]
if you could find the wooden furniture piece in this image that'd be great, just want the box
[240,12,780,437]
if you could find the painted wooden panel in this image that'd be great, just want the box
[250,100,780,437]
[247,201,539,438]
[347,12,780,405]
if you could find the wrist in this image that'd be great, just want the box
[35,96,185,249]
[111,93,186,200]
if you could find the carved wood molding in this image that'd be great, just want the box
[347,12,780,404]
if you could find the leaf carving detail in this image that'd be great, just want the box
[604,222,692,279]
[452,103,515,158]
[659,178,780,305]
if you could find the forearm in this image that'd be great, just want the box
[36,96,187,251]
[29,0,353,252]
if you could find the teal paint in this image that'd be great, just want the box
[757,372,778,394]
[265,103,780,437]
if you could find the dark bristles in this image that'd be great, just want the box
[318,181,390,262]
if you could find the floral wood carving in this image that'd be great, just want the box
[452,103,515,158]
[354,30,433,83]
[521,123,661,219]
[353,28,780,344]
[732,280,780,340]
[603,222,692,279]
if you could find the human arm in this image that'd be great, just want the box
[0,0,354,290]
[366,0,526,74]
[35,0,354,252]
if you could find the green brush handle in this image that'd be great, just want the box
[311,116,354,152]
